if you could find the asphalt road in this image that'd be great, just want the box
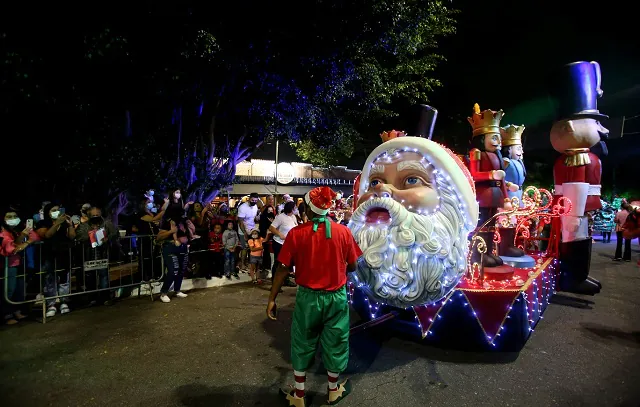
[1,239,639,407]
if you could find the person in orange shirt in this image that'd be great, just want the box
[247,227,264,284]
[267,186,362,407]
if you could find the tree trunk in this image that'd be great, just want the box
[125,110,132,138]
[176,106,183,166]
[207,98,221,166]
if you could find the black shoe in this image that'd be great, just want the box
[560,277,601,295]
[482,253,504,268]
[502,246,526,257]
[586,276,602,289]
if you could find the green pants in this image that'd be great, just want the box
[291,285,350,373]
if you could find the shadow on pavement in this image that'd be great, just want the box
[380,330,520,364]
[257,302,519,381]
[550,293,595,309]
[580,322,640,349]
[597,252,615,259]
[176,383,330,407]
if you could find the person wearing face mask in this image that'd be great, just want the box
[236,192,260,271]
[247,227,264,284]
[269,201,299,288]
[166,188,186,218]
[35,202,76,317]
[75,207,118,305]
[186,201,209,278]
[1,209,39,325]
[259,205,276,276]
[156,214,194,303]
[133,197,167,281]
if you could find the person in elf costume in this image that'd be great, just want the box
[267,186,362,407]
[467,104,524,267]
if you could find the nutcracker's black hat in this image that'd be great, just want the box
[408,104,438,139]
[549,61,608,121]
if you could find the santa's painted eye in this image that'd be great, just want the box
[370,179,381,188]
[404,176,424,186]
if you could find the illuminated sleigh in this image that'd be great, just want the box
[348,154,570,351]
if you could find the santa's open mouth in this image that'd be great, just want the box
[365,207,391,224]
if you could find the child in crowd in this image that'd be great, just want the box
[247,227,264,284]
[208,223,224,279]
[222,221,240,279]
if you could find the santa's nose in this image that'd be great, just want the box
[373,184,393,198]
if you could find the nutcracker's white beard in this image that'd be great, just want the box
[349,184,472,308]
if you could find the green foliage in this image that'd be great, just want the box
[283,0,457,164]
[1,1,456,208]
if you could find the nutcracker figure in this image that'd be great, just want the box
[467,104,524,267]
[549,60,609,295]
[501,125,526,206]
[499,124,535,267]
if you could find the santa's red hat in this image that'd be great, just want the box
[358,137,479,226]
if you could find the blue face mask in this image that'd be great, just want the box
[150,207,157,213]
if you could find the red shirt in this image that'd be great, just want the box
[208,231,223,252]
[553,152,602,212]
[277,221,362,291]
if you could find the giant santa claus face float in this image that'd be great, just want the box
[349,135,478,308]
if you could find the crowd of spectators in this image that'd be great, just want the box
[0,189,320,326]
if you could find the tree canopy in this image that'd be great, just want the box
[1,1,456,208]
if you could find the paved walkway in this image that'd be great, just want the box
[1,239,639,407]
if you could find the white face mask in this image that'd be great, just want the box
[252,234,259,239]
[146,202,154,209]
[175,193,181,199]
[50,211,60,220]
[6,218,20,227]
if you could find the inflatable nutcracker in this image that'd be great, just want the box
[549,61,609,295]
[467,104,525,267]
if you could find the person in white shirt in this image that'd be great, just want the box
[237,192,260,270]
[277,194,293,214]
[269,201,298,287]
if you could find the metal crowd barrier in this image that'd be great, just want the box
[2,235,165,324]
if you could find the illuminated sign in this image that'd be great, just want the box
[276,162,295,184]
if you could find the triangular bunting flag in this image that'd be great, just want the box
[413,299,447,338]
[462,290,520,341]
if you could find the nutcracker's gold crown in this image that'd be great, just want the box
[380,129,406,143]
[500,124,525,147]
[467,103,505,137]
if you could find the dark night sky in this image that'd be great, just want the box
[255,0,640,171]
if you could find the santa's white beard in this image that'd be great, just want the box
[349,197,471,308]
